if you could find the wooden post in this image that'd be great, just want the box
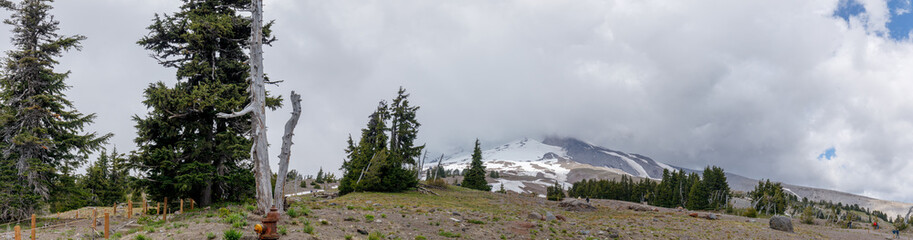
[164,197,168,221]
[13,225,20,240]
[113,202,117,215]
[75,210,78,219]
[156,203,160,215]
[104,213,109,239]
[190,199,194,211]
[180,199,183,214]
[30,214,35,240]
[142,199,147,216]
[127,200,132,218]
[93,208,97,231]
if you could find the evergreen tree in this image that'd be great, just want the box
[702,166,730,210]
[546,181,565,201]
[133,0,279,206]
[685,176,708,210]
[461,139,491,191]
[0,0,110,221]
[315,167,325,183]
[81,149,129,206]
[339,88,423,195]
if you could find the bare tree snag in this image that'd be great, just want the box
[216,0,273,214]
[273,92,302,211]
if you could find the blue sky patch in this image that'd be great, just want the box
[833,0,913,40]
[818,147,837,160]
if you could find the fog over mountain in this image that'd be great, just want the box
[1,0,911,203]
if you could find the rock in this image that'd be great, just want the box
[545,212,557,221]
[559,199,597,211]
[528,212,543,220]
[555,215,567,221]
[689,213,699,218]
[452,211,461,216]
[627,205,652,212]
[578,230,591,235]
[344,216,357,222]
[769,216,794,233]
[372,203,382,207]
[706,214,719,220]
[357,229,369,235]
[365,201,373,204]
[450,218,461,222]
[329,202,337,206]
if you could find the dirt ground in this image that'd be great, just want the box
[1,185,910,240]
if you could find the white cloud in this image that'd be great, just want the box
[2,0,912,202]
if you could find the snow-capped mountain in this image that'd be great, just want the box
[426,137,913,218]
[426,137,674,195]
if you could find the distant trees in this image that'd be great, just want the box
[0,0,110,221]
[748,179,790,215]
[132,0,279,206]
[568,166,730,211]
[461,139,491,191]
[339,88,423,195]
[82,150,130,207]
[546,181,565,201]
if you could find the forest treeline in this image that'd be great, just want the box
[566,166,731,211]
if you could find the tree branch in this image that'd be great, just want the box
[216,104,254,119]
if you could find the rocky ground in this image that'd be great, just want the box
[0,185,909,240]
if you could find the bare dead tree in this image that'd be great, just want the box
[217,0,271,214]
[272,92,302,211]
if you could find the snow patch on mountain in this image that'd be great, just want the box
[602,150,649,178]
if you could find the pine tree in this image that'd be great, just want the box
[315,167,324,184]
[81,149,129,206]
[339,88,423,195]
[133,0,279,206]
[461,139,490,191]
[685,176,708,210]
[0,0,111,221]
[546,181,565,201]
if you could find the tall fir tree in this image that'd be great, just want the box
[0,0,111,221]
[133,0,279,206]
[461,139,490,191]
[339,88,423,195]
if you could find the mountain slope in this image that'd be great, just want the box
[428,137,913,218]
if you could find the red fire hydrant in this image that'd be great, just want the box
[254,206,281,239]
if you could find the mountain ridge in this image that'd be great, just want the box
[426,137,913,218]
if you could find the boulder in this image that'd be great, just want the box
[556,215,567,221]
[528,212,543,220]
[769,216,794,233]
[545,211,557,221]
[560,199,597,211]
[705,214,718,220]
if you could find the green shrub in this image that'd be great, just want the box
[302,220,314,234]
[415,236,427,240]
[245,204,256,212]
[278,225,288,235]
[744,208,758,218]
[218,208,231,218]
[368,231,386,240]
[287,207,300,218]
[800,207,815,224]
[133,234,150,240]
[439,230,461,238]
[223,229,242,240]
[426,178,447,188]
[365,214,375,222]
[467,219,485,224]
[206,232,216,240]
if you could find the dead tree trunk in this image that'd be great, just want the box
[273,92,302,211]
[217,0,272,215]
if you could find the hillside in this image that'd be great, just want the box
[3,186,904,239]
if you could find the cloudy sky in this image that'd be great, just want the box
[2,0,913,202]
